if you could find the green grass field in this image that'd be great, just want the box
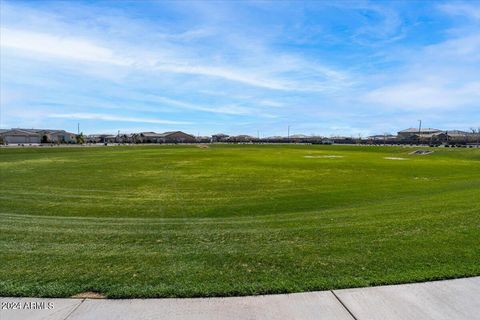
[1,144,479,298]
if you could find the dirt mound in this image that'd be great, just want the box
[410,150,433,155]
[71,291,106,299]
[384,157,408,160]
[304,155,343,158]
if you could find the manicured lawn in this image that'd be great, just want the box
[0,144,479,298]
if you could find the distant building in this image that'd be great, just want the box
[0,128,76,144]
[138,132,164,143]
[397,128,442,140]
[288,134,308,143]
[86,134,116,143]
[288,134,308,139]
[0,129,41,144]
[367,134,397,143]
[228,135,256,143]
[116,133,136,143]
[431,130,472,143]
[331,136,356,144]
[265,136,284,141]
[160,131,196,143]
[138,131,196,143]
[196,136,211,143]
[39,130,76,143]
[211,133,229,142]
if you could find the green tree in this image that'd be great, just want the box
[76,132,85,144]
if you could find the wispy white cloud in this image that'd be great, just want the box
[133,95,256,115]
[150,63,291,91]
[49,113,192,125]
[363,6,480,113]
[1,27,128,65]
[0,25,348,92]
[438,3,480,21]
[365,81,480,110]
[258,99,284,108]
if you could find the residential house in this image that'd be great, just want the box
[227,135,256,143]
[211,133,229,142]
[367,134,397,144]
[139,131,196,143]
[428,130,474,144]
[86,134,116,143]
[158,131,196,143]
[39,130,76,143]
[397,128,442,140]
[196,136,211,143]
[0,129,41,144]
[139,132,164,143]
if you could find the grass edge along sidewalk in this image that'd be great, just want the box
[1,277,479,320]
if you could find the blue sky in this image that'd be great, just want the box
[0,0,479,136]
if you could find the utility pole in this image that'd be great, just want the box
[477,127,480,148]
[77,123,80,135]
[478,127,480,147]
[287,125,290,143]
[418,120,422,145]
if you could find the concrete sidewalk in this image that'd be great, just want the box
[1,277,479,320]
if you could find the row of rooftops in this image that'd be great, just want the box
[0,128,75,135]
[86,131,193,138]
[396,128,475,138]
[1,128,478,142]
[0,128,76,136]
[398,128,443,133]
[398,128,474,135]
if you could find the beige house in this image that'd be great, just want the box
[0,129,41,144]
[139,131,196,143]
[397,128,442,140]
[39,130,76,143]
[0,128,77,144]
[159,131,196,143]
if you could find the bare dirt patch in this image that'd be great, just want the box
[410,150,433,155]
[414,177,434,181]
[71,291,106,299]
[197,144,210,148]
[384,157,408,160]
[304,155,344,159]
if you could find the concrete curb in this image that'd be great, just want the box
[1,277,479,320]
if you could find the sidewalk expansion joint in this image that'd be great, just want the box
[63,298,85,320]
[331,290,359,320]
